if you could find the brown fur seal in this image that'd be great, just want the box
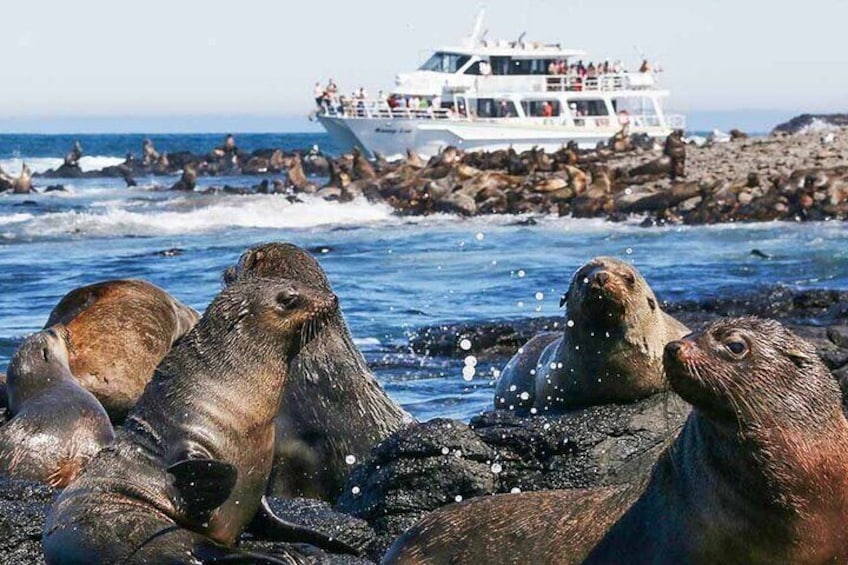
[224,242,413,500]
[0,329,114,487]
[43,276,357,563]
[170,162,197,191]
[386,318,848,564]
[495,257,688,412]
[45,279,199,422]
[287,152,316,193]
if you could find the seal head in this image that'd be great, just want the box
[1,328,114,487]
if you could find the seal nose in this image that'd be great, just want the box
[593,271,610,288]
[665,341,685,360]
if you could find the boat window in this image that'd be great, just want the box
[612,97,656,116]
[489,56,552,75]
[464,61,483,75]
[521,100,561,117]
[566,99,609,116]
[419,52,471,73]
[476,99,518,118]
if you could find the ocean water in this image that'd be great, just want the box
[1,133,847,422]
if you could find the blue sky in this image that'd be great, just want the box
[2,0,845,132]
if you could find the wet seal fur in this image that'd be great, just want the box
[44,279,199,422]
[43,277,357,563]
[224,242,413,500]
[386,318,848,564]
[0,329,114,487]
[495,256,688,411]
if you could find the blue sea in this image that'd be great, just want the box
[1,133,847,421]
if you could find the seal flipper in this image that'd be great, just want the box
[168,459,237,521]
[248,496,361,556]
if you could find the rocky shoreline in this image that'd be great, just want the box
[3,115,846,226]
[2,284,847,563]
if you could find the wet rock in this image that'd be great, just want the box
[409,286,848,360]
[337,396,689,557]
[0,478,54,564]
[0,483,376,563]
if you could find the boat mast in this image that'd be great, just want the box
[463,7,486,48]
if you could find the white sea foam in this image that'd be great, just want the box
[0,213,35,226]
[8,195,394,239]
[798,118,840,134]
[0,156,125,176]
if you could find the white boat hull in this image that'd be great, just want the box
[318,116,672,159]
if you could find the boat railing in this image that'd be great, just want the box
[319,102,453,120]
[543,72,655,92]
[318,103,687,131]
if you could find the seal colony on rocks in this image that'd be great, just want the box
[43,276,355,563]
[43,279,200,422]
[224,242,413,501]
[495,256,689,411]
[0,329,114,487]
[385,318,848,564]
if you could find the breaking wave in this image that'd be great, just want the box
[0,156,126,176]
[0,194,394,239]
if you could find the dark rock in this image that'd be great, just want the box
[0,483,375,563]
[772,114,848,135]
[828,326,848,349]
[409,286,848,360]
[0,478,55,564]
[153,248,184,257]
[259,497,377,558]
[337,396,689,558]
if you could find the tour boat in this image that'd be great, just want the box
[314,9,685,159]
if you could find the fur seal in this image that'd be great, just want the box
[386,318,848,564]
[496,257,688,412]
[224,242,413,500]
[13,163,34,194]
[44,279,199,422]
[169,162,197,191]
[43,276,356,563]
[0,329,114,487]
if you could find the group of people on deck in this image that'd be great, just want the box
[546,59,653,77]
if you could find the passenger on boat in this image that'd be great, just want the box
[639,59,651,73]
[541,101,554,117]
[314,82,325,109]
[479,60,492,76]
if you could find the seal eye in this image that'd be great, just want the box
[275,290,300,311]
[623,273,636,286]
[725,340,747,356]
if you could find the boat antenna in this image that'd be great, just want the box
[517,32,527,46]
[463,6,486,48]
[633,44,646,62]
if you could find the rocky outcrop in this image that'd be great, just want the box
[772,113,848,135]
[0,480,379,564]
[336,395,689,558]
